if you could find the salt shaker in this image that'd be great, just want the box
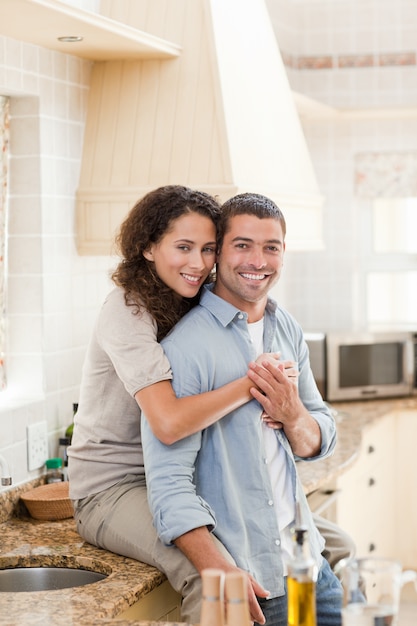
[200,568,225,626]
[225,571,251,626]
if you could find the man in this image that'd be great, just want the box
[142,193,343,626]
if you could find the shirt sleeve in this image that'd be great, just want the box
[97,289,172,397]
[141,336,217,545]
[141,416,216,545]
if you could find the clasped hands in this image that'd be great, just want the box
[247,352,300,430]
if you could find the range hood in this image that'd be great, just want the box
[76,0,324,254]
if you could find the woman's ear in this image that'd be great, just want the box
[143,247,154,261]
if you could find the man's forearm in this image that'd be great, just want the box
[174,526,236,574]
[283,407,322,457]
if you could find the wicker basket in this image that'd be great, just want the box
[21,482,73,521]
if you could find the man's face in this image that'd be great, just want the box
[214,214,285,316]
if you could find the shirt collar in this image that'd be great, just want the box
[200,284,278,326]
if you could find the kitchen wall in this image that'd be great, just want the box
[266,0,417,331]
[1,0,416,487]
[0,18,112,485]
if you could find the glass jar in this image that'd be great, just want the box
[45,457,64,483]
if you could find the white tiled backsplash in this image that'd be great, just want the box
[1,0,417,488]
[0,33,113,486]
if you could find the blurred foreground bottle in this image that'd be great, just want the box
[200,568,225,626]
[287,524,318,626]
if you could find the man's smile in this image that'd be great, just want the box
[240,272,271,281]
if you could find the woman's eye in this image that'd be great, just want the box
[178,245,190,251]
[203,247,216,254]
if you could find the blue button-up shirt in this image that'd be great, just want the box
[142,285,337,598]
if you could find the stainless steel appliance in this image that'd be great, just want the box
[305,331,416,402]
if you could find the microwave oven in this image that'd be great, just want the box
[305,331,416,402]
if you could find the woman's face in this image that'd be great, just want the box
[143,212,217,298]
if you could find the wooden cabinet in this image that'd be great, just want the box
[336,412,397,559]
[395,410,417,569]
[114,579,181,621]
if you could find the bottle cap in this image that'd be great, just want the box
[45,457,63,469]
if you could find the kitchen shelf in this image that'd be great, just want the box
[0,0,181,60]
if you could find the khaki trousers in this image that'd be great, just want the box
[72,474,234,624]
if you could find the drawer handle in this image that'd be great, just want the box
[368,445,375,454]
[369,543,376,552]
[368,477,376,487]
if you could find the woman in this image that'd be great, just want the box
[68,185,272,624]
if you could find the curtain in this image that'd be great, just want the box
[0,96,9,389]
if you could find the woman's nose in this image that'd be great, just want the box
[189,250,205,269]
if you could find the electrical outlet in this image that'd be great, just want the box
[27,421,48,471]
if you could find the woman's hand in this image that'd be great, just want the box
[254,352,281,368]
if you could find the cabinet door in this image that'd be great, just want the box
[337,413,396,559]
[114,580,182,621]
[395,410,417,569]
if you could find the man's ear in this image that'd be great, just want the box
[143,248,154,261]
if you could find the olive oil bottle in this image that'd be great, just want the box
[287,526,318,626]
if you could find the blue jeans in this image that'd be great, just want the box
[255,560,343,626]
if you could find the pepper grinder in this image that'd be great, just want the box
[225,571,251,626]
[200,568,225,626]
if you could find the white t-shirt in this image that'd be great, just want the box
[248,318,295,571]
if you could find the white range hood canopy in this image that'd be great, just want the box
[76,0,324,254]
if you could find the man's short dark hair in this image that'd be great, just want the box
[218,192,286,250]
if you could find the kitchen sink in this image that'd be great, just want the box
[0,556,110,592]
[0,566,107,592]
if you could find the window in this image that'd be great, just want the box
[367,197,417,327]
[373,198,417,254]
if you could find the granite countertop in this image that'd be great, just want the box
[0,492,191,626]
[1,396,416,626]
[0,515,190,626]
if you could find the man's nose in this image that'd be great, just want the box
[248,248,267,268]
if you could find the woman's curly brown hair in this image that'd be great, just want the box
[112,185,221,340]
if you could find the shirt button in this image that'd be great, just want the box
[275,539,281,546]
[268,499,274,506]
[238,313,244,319]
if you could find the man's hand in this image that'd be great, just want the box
[174,526,268,624]
[247,359,321,458]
